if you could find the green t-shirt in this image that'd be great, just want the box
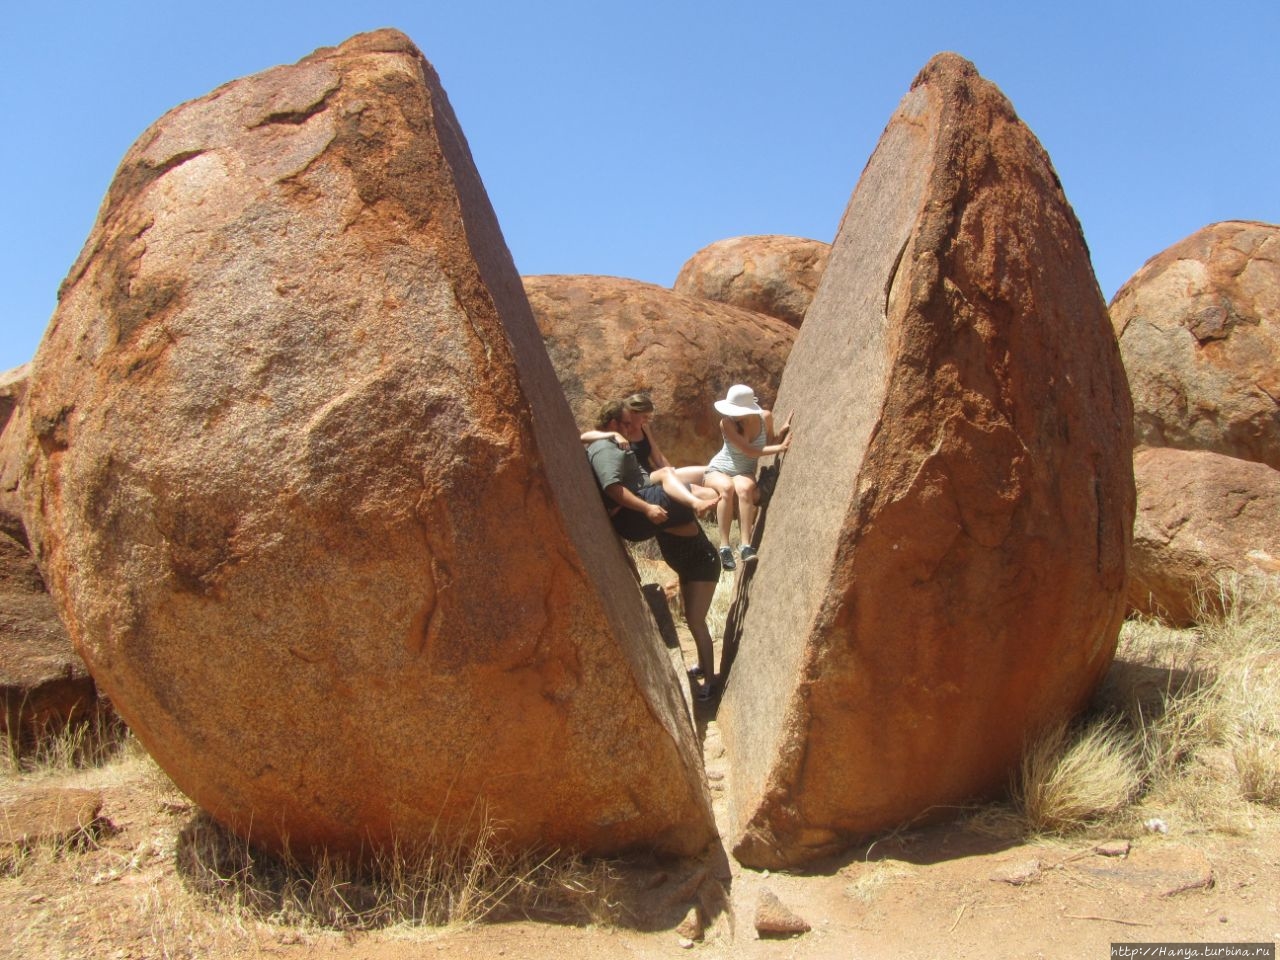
[586,438,648,494]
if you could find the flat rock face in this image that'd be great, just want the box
[1129,447,1280,625]
[1110,220,1280,470]
[523,274,795,464]
[22,30,712,859]
[719,53,1133,868]
[672,236,830,328]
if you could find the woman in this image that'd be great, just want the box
[704,384,792,570]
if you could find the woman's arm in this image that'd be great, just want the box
[770,409,794,441]
[580,429,630,448]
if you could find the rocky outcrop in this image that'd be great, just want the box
[0,365,29,542]
[718,53,1133,868]
[673,236,830,328]
[0,364,96,746]
[524,274,795,466]
[22,30,713,860]
[0,530,95,745]
[1110,220,1280,470]
[1129,447,1280,625]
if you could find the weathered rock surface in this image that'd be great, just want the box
[1128,447,1280,625]
[1110,220,1280,470]
[0,530,95,744]
[719,53,1133,868]
[524,274,795,465]
[673,236,830,328]
[22,30,713,859]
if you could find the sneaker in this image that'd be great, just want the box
[718,546,736,570]
[739,544,758,563]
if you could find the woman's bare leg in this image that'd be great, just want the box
[704,472,735,547]
[651,467,718,518]
[734,474,759,545]
[681,578,717,680]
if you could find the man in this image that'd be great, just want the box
[585,404,721,701]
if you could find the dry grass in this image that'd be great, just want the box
[1012,720,1143,834]
[3,703,130,779]
[175,811,622,932]
[1007,583,1280,836]
[844,859,916,903]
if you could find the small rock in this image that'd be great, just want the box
[677,937,695,949]
[675,905,705,941]
[1144,818,1169,834]
[1095,840,1131,858]
[990,859,1042,885]
[0,787,102,855]
[754,888,811,937]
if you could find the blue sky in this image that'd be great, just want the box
[2,1,1276,373]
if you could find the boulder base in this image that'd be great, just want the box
[1129,447,1280,625]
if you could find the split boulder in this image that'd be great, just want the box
[22,30,713,860]
[718,53,1134,867]
[1128,447,1280,625]
[1110,220,1280,470]
[524,274,795,466]
[673,236,830,328]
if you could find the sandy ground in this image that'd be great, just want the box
[4,702,1278,960]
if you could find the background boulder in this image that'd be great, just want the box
[0,365,30,543]
[0,529,96,747]
[524,274,795,466]
[1129,447,1280,625]
[22,30,713,860]
[1110,220,1280,469]
[672,235,830,328]
[718,53,1134,868]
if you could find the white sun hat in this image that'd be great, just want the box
[714,384,763,417]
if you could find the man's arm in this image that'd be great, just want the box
[604,483,668,525]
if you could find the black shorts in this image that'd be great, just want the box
[655,527,721,584]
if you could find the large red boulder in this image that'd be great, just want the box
[718,53,1134,867]
[524,274,795,466]
[22,31,713,860]
[673,236,830,328]
[1110,220,1280,469]
[1129,447,1280,625]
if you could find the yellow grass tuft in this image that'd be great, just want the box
[1011,719,1143,834]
